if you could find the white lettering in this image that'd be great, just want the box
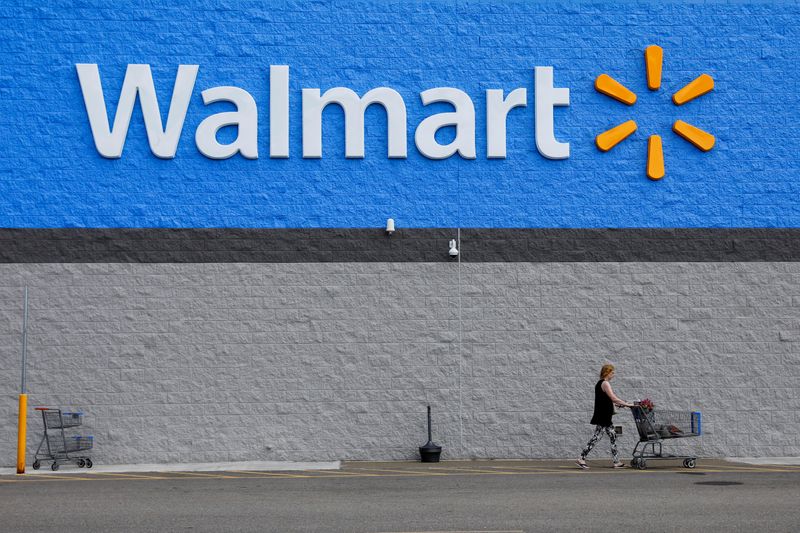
[76,64,198,159]
[302,87,407,158]
[534,66,570,160]
[270,65,290,158]
[77,64,574,162]
[415,88,476,160]
[195,86,259,160]
[486,88,527,158]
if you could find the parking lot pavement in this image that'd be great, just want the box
[2,459,799,532]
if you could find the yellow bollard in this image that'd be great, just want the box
[16,393,27,474]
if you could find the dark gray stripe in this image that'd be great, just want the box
[1,228,799,262]
[461,229,800,262]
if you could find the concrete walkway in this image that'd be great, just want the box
[3,456,799,476]
[727,456,800,465]
[0,460,340,476]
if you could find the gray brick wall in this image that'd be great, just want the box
[2,262,798,465]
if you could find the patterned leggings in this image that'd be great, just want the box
[580,425,619,462]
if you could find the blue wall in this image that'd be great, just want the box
[1,0,798,228]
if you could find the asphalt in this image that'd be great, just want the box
[2,459,799,532]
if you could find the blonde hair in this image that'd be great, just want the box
[600,364,615,379]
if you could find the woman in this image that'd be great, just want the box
[577,364,633,469]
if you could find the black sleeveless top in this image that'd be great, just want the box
[590,379,614,427]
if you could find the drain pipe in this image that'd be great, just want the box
[456,227,463,456]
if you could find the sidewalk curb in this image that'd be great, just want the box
[726,457,800,466]
[0,460,340,476]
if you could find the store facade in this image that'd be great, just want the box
[1,1,798,464]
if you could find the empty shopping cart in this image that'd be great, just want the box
[32,407,94,471]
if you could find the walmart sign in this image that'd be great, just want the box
[77,64,571,161]
[1,1,794,228]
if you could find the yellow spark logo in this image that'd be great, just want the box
[594,45,715,180]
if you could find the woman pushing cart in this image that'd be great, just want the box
[576,364,633,469]
[576,364,702,470]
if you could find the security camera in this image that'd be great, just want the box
[448,239,459,257]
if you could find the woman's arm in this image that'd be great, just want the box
[601,381,633,407]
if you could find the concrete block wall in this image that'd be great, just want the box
[2,261,798,465]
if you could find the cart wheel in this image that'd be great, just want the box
[77,459,85,468]
[85,459,93,469]
[631,458,639,468]
[51,462,59,471]
[32,460,40,470]
[683,458,696,469]
[636,460,647,470]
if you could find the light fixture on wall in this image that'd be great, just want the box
[386,218,395,235]
[448,239,459,257]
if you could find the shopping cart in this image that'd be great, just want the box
[32,407,94,471]
[630,404,701,469]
